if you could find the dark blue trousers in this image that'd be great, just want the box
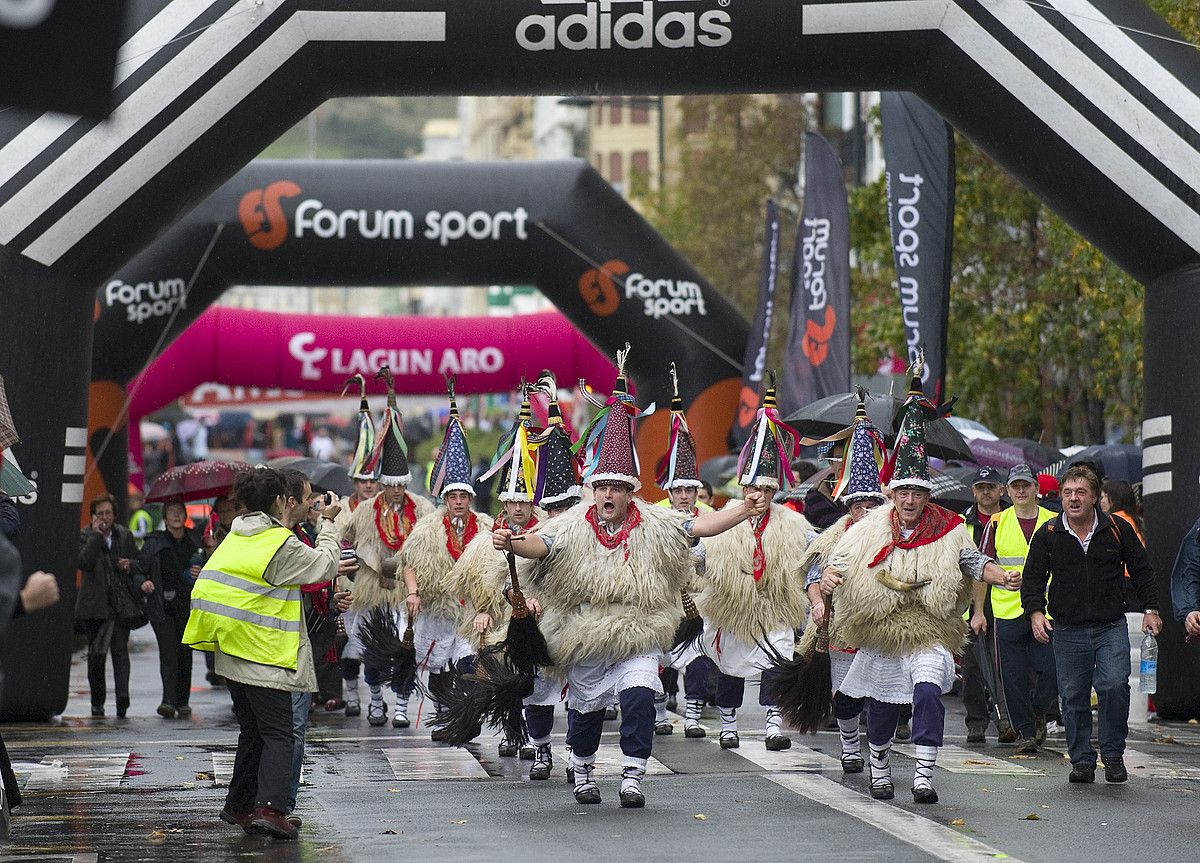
[566,687,655,760]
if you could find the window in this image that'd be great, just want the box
[609,98,623,125]
[609,151,625,185]
[631,101,650,124]
[631,150,651,178]
[594,152,604,176]
[594,101,603,126]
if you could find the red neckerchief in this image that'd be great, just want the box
[868,503,964,568]
[292,525,315,547]
[751,508,771,582]
[375,494,417,551]
[586,500,642,561]
[496,514,539,535]
[444,512,479,561]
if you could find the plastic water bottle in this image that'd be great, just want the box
[1140,631,1158,694]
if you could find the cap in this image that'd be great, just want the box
[972,466,1004,487]
[1037,474,1060,496]
[1007,464,1035,485]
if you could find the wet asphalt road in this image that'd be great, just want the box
[2,627,1199,862]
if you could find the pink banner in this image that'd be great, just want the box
[129,307,616,419]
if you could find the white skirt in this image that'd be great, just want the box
[341,608,366,661]
[830,648,856,693]
[699,626,793,679]
[524,669,563,707]
[839,645,956,704]
[567,654,662,714]
[413,613,473,672]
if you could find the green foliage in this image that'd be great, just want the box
[261,97,457,159]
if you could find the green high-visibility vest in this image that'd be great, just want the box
[991,506,1055,620]
[182,525,300,669]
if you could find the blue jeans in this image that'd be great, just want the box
[1052,620,1130,767]
[996,617,1058,738]
[287,691,309,812]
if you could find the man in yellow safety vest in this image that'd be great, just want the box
[971,463,1057,754]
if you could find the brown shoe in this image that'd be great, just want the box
[250,807,298,840]
[1015,736,1038,755]
[219,808,256,833]
[1033,713,1048,746]
[997,724,1017,744]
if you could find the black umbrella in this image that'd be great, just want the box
[782,391,974,463]
[793,464,975,513]
[1052,444,1142,484]
[998,438,1064,471]
[267,456,355,496]
[969,628,1010,737]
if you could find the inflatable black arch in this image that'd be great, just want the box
[87,158,749,513]
[1,0,1199,718]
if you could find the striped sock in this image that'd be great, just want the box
[838,717,861,758]
[869,742,892,790]
[720,707,737,733]
[913,744,937,791]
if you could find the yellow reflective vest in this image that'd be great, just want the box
[991,506,1055,620]
[182,525,301,669]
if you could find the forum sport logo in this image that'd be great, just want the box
[239,180,302,251]
[578,260,707,320]
[516,0,733,52]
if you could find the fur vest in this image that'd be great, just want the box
[531,500,692,667]
[697,503,813,643]
[804,513,854,570]
[341,492,434,612]
[828,503,976,656]
[450,512,545,645]
[402,506,494,621]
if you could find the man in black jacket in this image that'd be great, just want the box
[1021,465,1161,785]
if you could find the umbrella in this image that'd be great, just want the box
[782,391,974,463]
[146,459,251,503]
[0,452,34,498]
[0,375,18,452]
[792,464,975,513]
[969,628,1010,737]
[967,438,1028,471]
[699,454,740,490]
[998,438,1064,471]
[1052,444,1142,484]
[267,456,354,497]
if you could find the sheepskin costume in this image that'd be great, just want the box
[341,490,434,613]
[827,502,976,658]
[530,500,692,669]
[698,502,813,644]
[402,505,495,622]
[450,509,545,646]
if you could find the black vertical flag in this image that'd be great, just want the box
[881,92,956,401]
[780,132,852,415]
[730,199,781,449]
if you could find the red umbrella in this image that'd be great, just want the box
[146,459,251,503]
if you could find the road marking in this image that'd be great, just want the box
[1111,746,1200,780]
[551,744,673,777]
[382,746,490,781]
[15,754,130,790]
[893,744,1044,775]
[212,752,307,787]
[725,734,844,773]
[766,772,1025,863]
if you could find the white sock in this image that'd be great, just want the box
[869,742,892,789]
[765,707,784,738]
[720,707,737,733]
[913,744,938,791]
[368,684,383,706]
[621,757,647,793]
[529,733,552,747]
[344,678,359,702]
[685,699,704,725]
[838,717,861,757]
[654,694,668,724]
[570,752,596,791]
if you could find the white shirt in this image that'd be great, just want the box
[1067,510,1099,553]
[309,434,335,461]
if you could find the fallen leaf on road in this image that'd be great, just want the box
[380,829,398,835]
[1022,813,1041,821]
[979,788,993,793]
[386,788,403,793]
[195,772,213,781]
[148,829,167,843]
[452,819,468,825]
[1187,718,1197,725]
[1157,736,1176,744]
[1040,805,1050,809]
[963,759,991,765]
[950,818,966,827]
[174,756,184,761]
[694,814,707,821]
[1010,755,1037,760]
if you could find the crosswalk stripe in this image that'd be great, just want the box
[892,744,1044,776]
[212,752,308,787]
[724,735,844,774]
[14,754,131,791]
[550,745,673,777]
[381,747,490,781]
[766,772,1027,863]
